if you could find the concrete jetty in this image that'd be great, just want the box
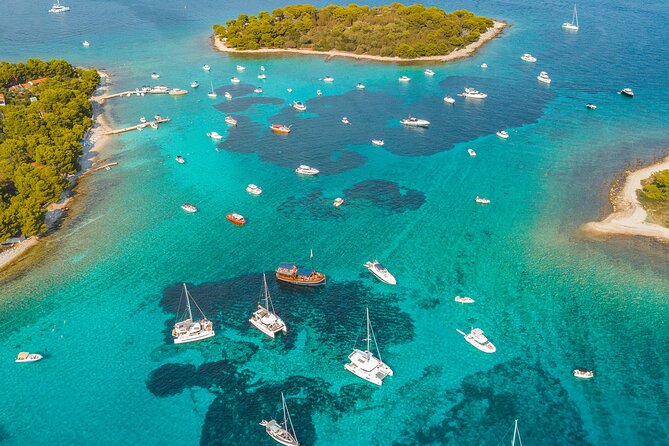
[105,117,171,135]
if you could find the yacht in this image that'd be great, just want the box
[481,63,488,68]
[82,41,90,47]
[460,87,488,99]
[271,124,291,134]
[275,252,326,286]
[424,69,435,76]
[249,273,287,338]
[454,295,475,304]
[226,213,246,225]
[15,352,43,363]
[316,89,323,96]
[224,91,232,100]
[172,283,215,344]
[236,65,246,71]
[202,64,211,71]
[586,103,597,110]
[475,196,491,204]
[175,156,186,164]
[293,101,307,112]
[181,203,198,213]
[496,130,509,139]
[295,165,319,175]
[620,88,634,97]
[356,83,366,90]
[230,77,240,84]
[246,184,263,195]
[169,88,188,96]
[258,73,267,79]
[573,368,594,379]
[344,307,394,385]
[333,197,344,208]
[224,115,237,126]
[151,72,160,79]
[371,139,384,146]
[444,96,455,104]
[341,117,350,125]
[398,76,411,82]
[206,131,223,140]
[562,4,579,31]
[364,260,396,285]
[400,116,430,127]
[537,71,552,84]
[323,76,334,82]
[254,87,263,94]
[190,81,199,88]
[520,53,537,63]
[468,148,477,157]
[260,393,299,446]
[49,1,70,13]
[456,327,496,353]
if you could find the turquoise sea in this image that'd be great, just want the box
[1,0,669,444]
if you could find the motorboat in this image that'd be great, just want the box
[520,53,537,63]
[258,73,267,79]
[150,122,159,129]
[139,117,147,123]
[398,76,411,82]
[236,65,246,71]
[250,273,287,338]
[475,196,491,204]
[230,77,240,84]
[424,69,435,76]
[345,308,394,385]
[454,295,475,304]
[537,71,552,84]
[181,203,198,213]
[356,83,366,90]
[295,165,319,175]
[620,88,634,97]
[323,76,334,82]
[400,116,430,127]
[151,85,169,93]
[151,72,160,79]
[333,197,344,208]
[316,89,323,96]
[276,254,326,286]
[468,148,477,157]
[371,139,384,146]
[154,114,163,121]
[456,327,496,353]
[207,131,223,140]
[586,103,597,110]
[225,115,237,126]
[260,65,265,71]
[293,101,307,112]
[364,260,396,285]
[287,88,293,92]
[271,124,291,134]
[496,130,509,139]
[562,4,579,31]
[444,96,455,104]
[82,41,90,47]
[460,87,488,99]
[135,124,145,131]
[573,368,594,379]
[246,184,263,195]
[175,156,186,164]
[341,117,350,125]
[49,1,70,13]
[260,393,299,446]
[254,87,263,94]
[224,91,232,100]
[15,352,43,363]
[480,63,488,68]
[172,283,215,344]
[226,213,246,225]
[169,88,188,96]
[202,64,211,71]
[190,81,199,88]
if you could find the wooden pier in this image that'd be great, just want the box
[105,118,171,135]
[100,88,186,101]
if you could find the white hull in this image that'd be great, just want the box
[173,329,215,344]
[249,317,287,338]
[454,296,475,304]
[344,349,393,386]
[261,421,299,446]
[15,353,43,363]
[365,262,396,285]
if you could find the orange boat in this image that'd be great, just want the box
[275,263,326,286]
[226,213,246,225]
[270,123,291,134]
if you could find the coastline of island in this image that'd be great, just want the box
[213,20,508,63]
[582,154,669,243]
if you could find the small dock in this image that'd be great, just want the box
[101,88,180,100]
[105,118,171,135]
[94,162,118,171]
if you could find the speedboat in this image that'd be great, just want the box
[224,115,237,126]
[151,72,160,79]
[316,89,323,96]
[254,87,263,94]
[246,184,263,195]
[620,88,634,97]
[293,101,307,112]
[207,90,218,98]
[287,88,293,93]
[15,352,43,363]
[537,71,552,84]
[295,165,319,175]
[258,73,267,79]
[400,116,430,127]
[444,96,455,104]
[226,213,246,225]
[260,65,265,71]
[323,76,334,82]
[341,117,350,125]
[371,139,384,146]
[202,64,211,71]
[190,81,199,88]
[224,91,232,100]
[468,148,477,157]
[480,63,488,69]
[181,203,198,213]
[424,69,435,76]
[49,1,70,13]
[175,156,186,164]
[454,295,475,304]
[475,196,491,204]
[333,197,344,208]
[236,65,246,71]
[586,103,597,110]
[496,130,509,139]
[520,53,537,63]
[270,124,291,134]
[573,368,594,379]
[356,83,365,90]
[150,122,159,129]
[230,77,240,84]
[457,328,496,353]
[139,117,147,123]
[82,41,90,47]
[460,87,488,99]
[364,260,396,285]
[398,76,411,82]
[207,131,223,140]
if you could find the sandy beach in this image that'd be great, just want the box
[583,155,669,242]
[213,20,508,63]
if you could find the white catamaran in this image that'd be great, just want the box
[260,392,300,446]
[344,307,394,385]
[172,283,215,344]
[249,273,287,338]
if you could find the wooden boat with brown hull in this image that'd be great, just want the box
[275,262,326,286]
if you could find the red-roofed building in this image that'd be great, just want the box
[0,93,5,106]
[8,77,47,92]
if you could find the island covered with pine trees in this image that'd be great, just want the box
[213,3,506,61]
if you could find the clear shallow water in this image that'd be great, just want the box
[1,1,669,445]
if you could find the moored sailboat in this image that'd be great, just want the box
[172,283,215,344]
[249,273,287,338]
[344,307,394,385]
[260,393,299,446]
[562,4,579,31]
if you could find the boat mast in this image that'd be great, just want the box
[183,283,193,321]
[511,419,522,446]
[573,4,578,27]
[262,272,274,314]
[310,248,314,274]
[365,307,372,360]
